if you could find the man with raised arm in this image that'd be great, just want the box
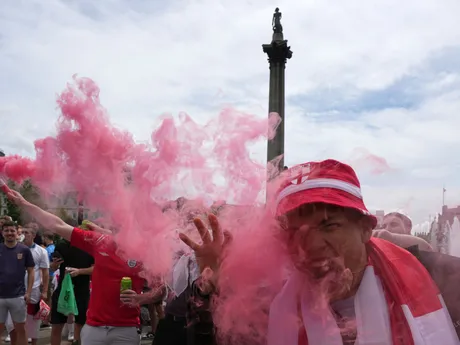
[5,189,144,345]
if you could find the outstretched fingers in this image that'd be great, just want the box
[223,230,233,247]
[208,214,223,244]
[179,232,201,251]
[194,217,212,244]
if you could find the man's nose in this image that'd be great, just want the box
[301,228,327,253]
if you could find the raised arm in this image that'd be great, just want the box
[373,229,433,251]
[5,189,74,241]
[396,234,433,251]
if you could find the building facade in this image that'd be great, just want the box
[428,205,460,254]
[374,210,385,228]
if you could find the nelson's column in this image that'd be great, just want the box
[262,7,292,176]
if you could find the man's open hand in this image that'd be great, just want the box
[179,214,232,274]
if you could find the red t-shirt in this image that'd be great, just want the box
[70,228,144,327]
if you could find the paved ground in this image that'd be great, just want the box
[1,328,67,345]
[2,327,153,345]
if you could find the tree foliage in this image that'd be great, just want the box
[5,181,21,222]
[5,179,47,224]
[56,208,74,225]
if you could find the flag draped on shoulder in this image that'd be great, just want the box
[268,238,459,345]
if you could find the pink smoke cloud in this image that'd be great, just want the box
[0,76,287,341]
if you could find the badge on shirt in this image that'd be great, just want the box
[17,253,23,260]
[127,259,137,268]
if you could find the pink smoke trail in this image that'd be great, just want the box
[213,204,290,344]
[0,155,36,183]
[0,74,285,321]
[347,148,393,175]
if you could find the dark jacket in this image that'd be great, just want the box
[186,278,216,345]
[406,246,460,338]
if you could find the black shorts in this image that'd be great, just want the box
[154,314,187,345]
[50,289,90,325]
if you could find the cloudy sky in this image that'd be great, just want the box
[1,0,460,227]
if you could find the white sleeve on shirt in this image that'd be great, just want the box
[38,246,50,269]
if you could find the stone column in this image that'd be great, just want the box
[262,9,292,176]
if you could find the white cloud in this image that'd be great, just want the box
[1,0,460,224]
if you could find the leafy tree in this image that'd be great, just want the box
[5,180,21,222]
[5,179,47,224]
[56,208,74,224]
[52,208,76,244]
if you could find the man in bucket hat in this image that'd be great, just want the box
[180,159,459,345]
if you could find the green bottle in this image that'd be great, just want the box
[121,277,132,292]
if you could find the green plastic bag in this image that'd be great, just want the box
[57,274,79,316]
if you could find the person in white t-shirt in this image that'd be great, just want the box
[6,226,49,345]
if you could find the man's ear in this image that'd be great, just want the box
[360,217,374,243]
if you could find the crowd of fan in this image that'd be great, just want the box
[1,159,460,345]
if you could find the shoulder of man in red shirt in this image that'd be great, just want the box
[70,227,112,256]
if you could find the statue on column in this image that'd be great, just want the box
[272,8,283,34]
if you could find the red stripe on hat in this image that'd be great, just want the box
[276,160,378,228]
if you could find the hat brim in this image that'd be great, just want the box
[276,187,378,229]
